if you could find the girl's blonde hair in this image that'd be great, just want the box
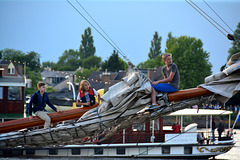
[162,53,172,60]
[80,80,91,92]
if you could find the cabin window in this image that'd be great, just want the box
[26,149,35,155]
[49,149,58,155]
[162,146,170,154]
[132,123,145,131]
[8,86,22,100]
[0,87,3,99]
[184,146,192,154]
[94,148,103,155]
[116,147,125,155]
[71,148,81,155]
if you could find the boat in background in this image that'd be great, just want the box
[0,109,234,159]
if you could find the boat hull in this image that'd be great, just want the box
[0,143,233,158]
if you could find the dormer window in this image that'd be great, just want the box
[8,68,15,74]
[8,62,15,74]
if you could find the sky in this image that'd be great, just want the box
[0,0,240,74]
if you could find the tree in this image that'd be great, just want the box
[25,51,41,72]
[165,35,212,89]
[148,31,162,59]
[82,55,102,69]
[53,49,81,71]
[227,22,240,61]
[42,61,56,70]
[101,50,127,72]
[166,32,173,46]
[25,67,43,95]
[0,48,25,63]
[79,27,96,59]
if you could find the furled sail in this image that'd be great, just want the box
[0,53,240,148]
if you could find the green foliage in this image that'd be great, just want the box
[53,49,81,71]
[0,49,41,72]
[165,35,212,89]
[25,88,35,95]
[166,32,173,45]
[42,61,56,70]
[228,22,240,61]
[25,51,41,72]
[148,31,162,59]
[79,27,96,59]
[75,66,99,82]
[137,55,164,69]
[26,66,43,92]
[0,48,25,62]
[82,55,102,69]
[101,50,127,72]
[46,86,56,93]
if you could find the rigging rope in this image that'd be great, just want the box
[75,0,127,59]
[186,0,240,45]
[66,0,130,63]
[203,0,235,33]
[185,0,227,37]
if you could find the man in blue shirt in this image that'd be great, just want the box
[28,82,61,129]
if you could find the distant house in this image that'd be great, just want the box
[0,60,26,122]
[41,67,77,91]
[87,67,163,91]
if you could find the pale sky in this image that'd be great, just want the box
[0,0,240,74]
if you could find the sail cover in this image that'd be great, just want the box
[200,52,240,103]
[0,53,240,147]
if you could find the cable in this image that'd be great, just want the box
[185,0,227,37]
[67,0,129,61]
[75,0,126,59]
[203,0,235,33]
[189,0,230,34]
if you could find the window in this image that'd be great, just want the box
[132,123,145,131]
[94,148,103,155]
[0,87,3,99]
[49,149,58,155]
[8,68,15,74]
[184,146,192,154]
[71,148,81,155]
[26,149,35,155]
[116,148,125,155]
[162,146,170,154]
[8,86,22,100]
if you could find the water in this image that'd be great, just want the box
[1,129,240,160]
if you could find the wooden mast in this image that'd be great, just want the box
[0,104,98,133]
[0,87,213,134]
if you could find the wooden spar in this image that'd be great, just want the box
[0,88,213,134]
[168,87,213,102]
[0,104,98,134]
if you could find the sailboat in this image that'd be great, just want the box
[0,1,240,158]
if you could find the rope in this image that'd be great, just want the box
[203,0,235,33]
[185,0,227,37]
[189,0,230,34]
[75,0,126,58]
[66,0,129,63]
[92,107,108,128]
